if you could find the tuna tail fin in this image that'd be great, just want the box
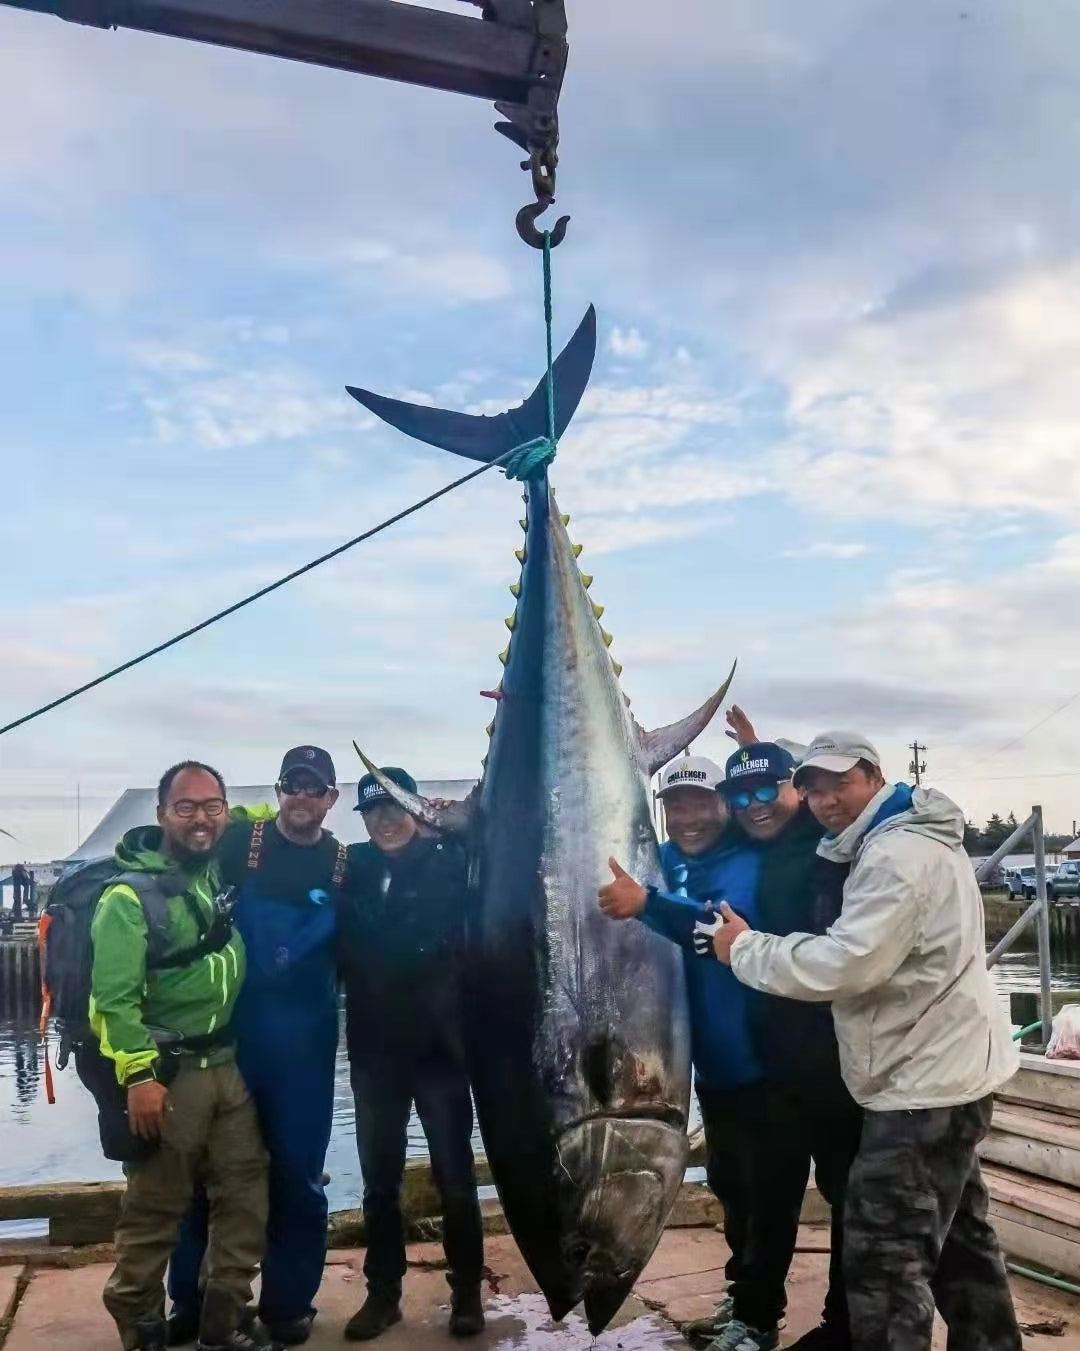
[352,741,478,835]
[637,661,738,778]
[346,306,597,464]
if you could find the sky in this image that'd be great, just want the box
[4,0,1080,860]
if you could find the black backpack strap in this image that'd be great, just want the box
[332,841,347,890]
[246,818,266,874]
[112,872,175,965]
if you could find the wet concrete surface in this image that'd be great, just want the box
[1,1229,1077,1349]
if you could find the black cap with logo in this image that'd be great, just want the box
[278,745,337,789]
[355,767,419,813]
[721,742,796,793]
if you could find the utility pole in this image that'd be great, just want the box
[909,741,927,786]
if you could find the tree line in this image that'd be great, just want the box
[963,812,1074,856]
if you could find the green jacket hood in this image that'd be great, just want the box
[114,825,174,874]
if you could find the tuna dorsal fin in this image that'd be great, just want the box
[346,306,597,465]
[351,741,477,834]
[637,661,737,777]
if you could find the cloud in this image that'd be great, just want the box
[782,541,871,560]
[609,327,649,360]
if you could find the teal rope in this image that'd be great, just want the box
[504,231,558,482]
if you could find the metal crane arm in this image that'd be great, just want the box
[1,0,569,241]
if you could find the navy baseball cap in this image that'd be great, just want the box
[355,767,418,813]
[278,745,337,788]
[721,742,796,793]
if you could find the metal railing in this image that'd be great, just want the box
[976,804,1053,1048]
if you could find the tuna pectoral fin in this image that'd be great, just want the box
[346,307,597,464]
[351,741,477,834]
[638,661,737,777]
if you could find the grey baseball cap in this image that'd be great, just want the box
[792,732,881,787]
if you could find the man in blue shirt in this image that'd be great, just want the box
[599,755,777,1351]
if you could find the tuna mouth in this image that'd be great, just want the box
[553,1115,688,1334]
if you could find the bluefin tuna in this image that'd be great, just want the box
[347,310,733,1333]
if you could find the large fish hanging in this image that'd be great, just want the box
[348,308,734,1333]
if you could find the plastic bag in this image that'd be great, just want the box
[1045,1003,1080,1061]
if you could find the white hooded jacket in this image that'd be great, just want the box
[730,783,1018,1111]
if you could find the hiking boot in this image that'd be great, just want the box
[786,1324,851,1351]
[167,1305,201,1347]
[344,1293,403,1342]
[261,1313,314,1346]
[706,1321,779,1351]
[683,1296,734,1343]
[133,1318,168,1351]
[448,1287,485,1338]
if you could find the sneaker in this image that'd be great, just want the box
[344,1294,403,1342]
[707,1321,779,1351]
[448,1287,485,1338]
[261,1314,314,1347]
[197,1290,275,1351]
[133,1318,168,1351]
[683,1296,734,1342]
[786,1325,851,1351]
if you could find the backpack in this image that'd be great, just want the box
[39,856,231,1055]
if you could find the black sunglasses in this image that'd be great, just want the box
[280,776,331,798]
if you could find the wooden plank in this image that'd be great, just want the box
[991,1103,1080,1150]
[990,1196,1080,1247]
[983,1163,1080,1230]
[998,1058,1080,1118]
[993,1213,1080,1282]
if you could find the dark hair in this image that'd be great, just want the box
[855,758,883,779]
[157,761,227,808]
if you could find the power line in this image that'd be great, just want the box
[0,451,515,740]
[939,686,1080,782]
[908,740,927,786]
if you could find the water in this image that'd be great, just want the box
[1,954,1075,1235]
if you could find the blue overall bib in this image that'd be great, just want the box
[168,821,341,1325]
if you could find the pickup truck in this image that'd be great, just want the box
[1049,861,1080,900]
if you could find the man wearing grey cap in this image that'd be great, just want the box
[711,733,1021,1351]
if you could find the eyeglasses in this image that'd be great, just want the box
[727,783,780,811]
[280,776,331,799]
[170,798,227,819]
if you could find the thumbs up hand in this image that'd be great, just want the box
[598,857,648,919]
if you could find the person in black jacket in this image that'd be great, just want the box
[337,769,484,1344]
[712,739,862,1351]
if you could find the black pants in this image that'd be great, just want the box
[844,1097,1021,1351]
[697,1077,863,1334]
[351,1053,484,1300]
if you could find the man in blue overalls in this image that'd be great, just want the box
[168,747,346,1347]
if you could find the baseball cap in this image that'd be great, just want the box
[657,756,724,796]
[278,745,337,789]
[721,742,796,792]
[792,732,881,787]
[355,767,419,813]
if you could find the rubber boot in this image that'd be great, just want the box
[166,1302,202,1347]
[344,1291,403,1342]
[449,1287,485,1338]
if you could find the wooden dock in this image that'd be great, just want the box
[0,928,39,1014]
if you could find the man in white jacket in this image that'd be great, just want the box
[711,732,1021,1351]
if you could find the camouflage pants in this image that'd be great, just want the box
[843,1096,1021,1351]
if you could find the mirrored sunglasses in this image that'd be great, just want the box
[727,783,780,811]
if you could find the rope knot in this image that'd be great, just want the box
[503,435,556,482]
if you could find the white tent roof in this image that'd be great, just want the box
[69,780,476,861]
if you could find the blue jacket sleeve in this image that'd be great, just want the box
[641,888,714,947]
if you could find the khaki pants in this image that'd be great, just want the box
[103,1058,268,1349]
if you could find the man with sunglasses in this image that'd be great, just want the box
[169,747,346,1347]
[706,743,863,1351]
[91,761,269,1351]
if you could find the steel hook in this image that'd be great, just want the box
[516,199,570,249]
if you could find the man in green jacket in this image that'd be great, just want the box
[91,761,271,1351]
